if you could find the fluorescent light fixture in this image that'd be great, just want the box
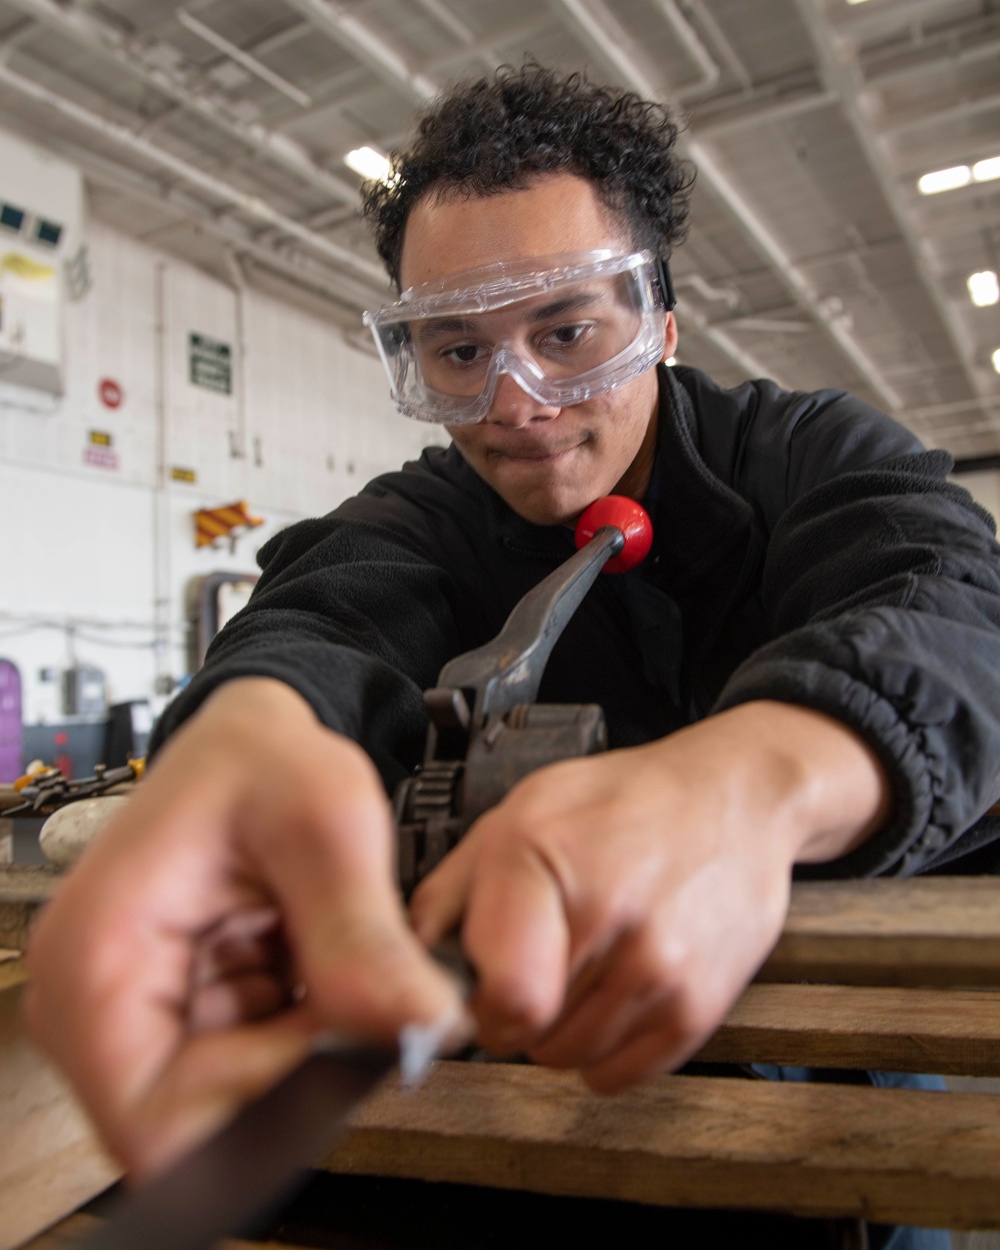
[973,155,1000,183]
[992,347,1000,375]
[345,146,393,182]
[968,271,1000,307]
[918,165,971,195]
[846,0,871,5]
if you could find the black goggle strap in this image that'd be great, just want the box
[656,257,676,312]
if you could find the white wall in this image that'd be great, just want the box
[0,201,443,725]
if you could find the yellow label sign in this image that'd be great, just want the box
[89,430,112,447]
[0,252,55,281]
[171,466,197,483]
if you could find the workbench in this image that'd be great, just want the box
[5,868,1000,1249]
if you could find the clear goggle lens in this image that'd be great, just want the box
[363,250,668,424]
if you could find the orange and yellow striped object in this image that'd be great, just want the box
[194,500,263,549]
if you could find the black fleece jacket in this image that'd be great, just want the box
[152,365,1000,877]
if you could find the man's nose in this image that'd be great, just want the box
[486,371,561,426]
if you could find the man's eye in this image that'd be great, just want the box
[548,324,589,346]
[443,344,484,364]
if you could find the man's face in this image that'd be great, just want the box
[398,173,677,526]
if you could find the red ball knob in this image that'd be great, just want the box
[574,496,653,573]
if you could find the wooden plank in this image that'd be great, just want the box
[762,877,1000,986]
[3,866,1000,977]
[325,1060,1000,1230]
[0,964,119,1250]
[698,982,1000,1074]
[0,865,62,951]
[0,864,62,904]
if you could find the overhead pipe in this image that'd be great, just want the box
[545,0,901,408]
[839,0,984,45]
[54,140,386,315]
[863,33,1000,89]
[790,0,990,407]
[175,9,313,109]
[678,301,786,386]
[427,20,547,72]
[648,0,720,97]
[694,88,838,136]
[685,140,902,410]
[282,0,437,103]
[878,88,1000,136]
[675,273,741,308]
[408,0,500,70]
[545,0,659,98]
[3,0,359,206]
[679,0,753,91]
[0,59,387,290]
[906,396,1000,422]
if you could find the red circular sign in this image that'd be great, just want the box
[99,378,123,409]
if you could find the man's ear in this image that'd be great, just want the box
[662,312,679,362]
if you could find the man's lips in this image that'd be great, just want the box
[482,442,584,462]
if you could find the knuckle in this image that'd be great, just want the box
[667,986,720,1044]
[624,930,688,997]
[481,974,555,1036]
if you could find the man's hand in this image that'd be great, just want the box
[24,678,463,1178]
[410,700,890,1092]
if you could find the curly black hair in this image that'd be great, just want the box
[361,63,695,289]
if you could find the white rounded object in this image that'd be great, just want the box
[40,795,130,868]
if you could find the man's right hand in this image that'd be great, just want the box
[24,678,463,1179]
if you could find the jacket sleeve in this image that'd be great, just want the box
[149,508,465,793]
[713,387,1000,876]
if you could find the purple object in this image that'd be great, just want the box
[0,660,23,783]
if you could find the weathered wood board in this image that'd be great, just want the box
[0,961,119,1250]
[326,1061,1000,1230]
[763,877,1000,985]
[8,875,1000,1245]
[0,866,60,952]
[699,981,1000,1074]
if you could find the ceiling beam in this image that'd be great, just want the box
[544,0,902,409]
[790,0,990,408]
[0,58,387,288]
[2,0,359,206]
[282,0,437,104]
[684,139,902,410]
[32,130,384,320]
[861,31,1000,90]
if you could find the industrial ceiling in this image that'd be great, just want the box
[0,0,997,459]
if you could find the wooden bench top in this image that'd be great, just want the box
[5,872,1000,1246]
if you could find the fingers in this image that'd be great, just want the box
[25,680,469,1176]
[188,973,293,1033]
[465,834,570,1053]
[530,960,728,1089]
[412,805,572,1054]
[124,1008,318,1179]
[238,732,465,1041]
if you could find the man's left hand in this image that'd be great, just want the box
[409,700,890,1091]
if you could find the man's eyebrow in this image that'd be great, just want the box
[529,291,610,321]
[413,317,480,343]
[411,291,612,343]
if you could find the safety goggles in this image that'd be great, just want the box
[363,249,674,425]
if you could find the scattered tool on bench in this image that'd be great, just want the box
[2,759,144,820]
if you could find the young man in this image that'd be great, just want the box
[26,64,1000,1228]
